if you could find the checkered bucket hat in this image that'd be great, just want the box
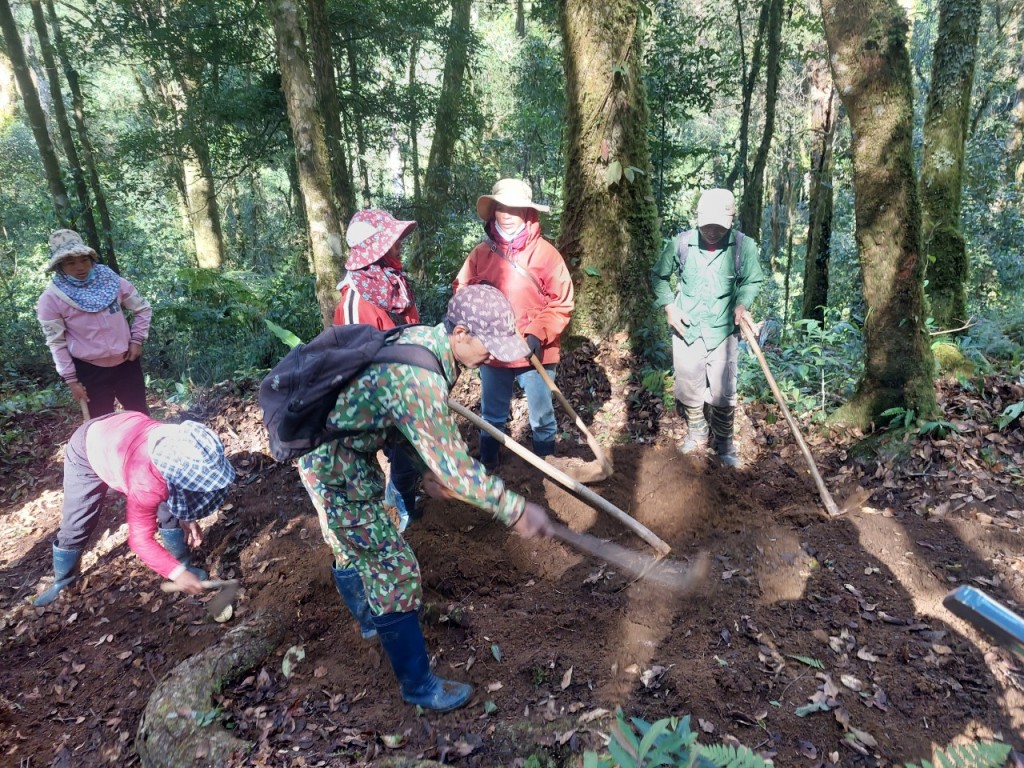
[151,421,235,522]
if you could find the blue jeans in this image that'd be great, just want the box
[479,364,557,462]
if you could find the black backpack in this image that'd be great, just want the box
[676,229,745,276]
[259,324,447,462]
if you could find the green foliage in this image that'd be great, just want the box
[738,314,862,420]
[998,401,1024,431]
[904,740,1010,768]
[583,709,769,768]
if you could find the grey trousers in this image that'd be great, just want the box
[672,333,738,408]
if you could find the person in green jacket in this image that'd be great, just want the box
[650,188,764,467]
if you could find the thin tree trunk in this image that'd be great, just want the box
[802,58,838,322]
[738,0,784,238]
[558,0,659,337]
[921,0,981,331]
[822,0,936,425]
[0,0,70,224]
[180,80,225,270]
[726,0,769,192]
[30,0,100,254]
[344,41,372,208]
[307,0,355,223]
[409,39,422,203]
[44,0,117,271]
[515,0,525,37]
[270,0,345,328]
[412,0,473,277]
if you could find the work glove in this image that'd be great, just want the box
[525,334,542,359]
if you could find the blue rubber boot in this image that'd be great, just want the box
[34,545,83,607]
[332,566,378,640]
[158,527,208,580]
[373,611,473,712]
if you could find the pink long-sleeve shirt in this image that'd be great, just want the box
[84,413,183,579]
[37,277,152,383]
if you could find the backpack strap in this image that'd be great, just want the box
[370,327,452,390]
[676,229,744,277]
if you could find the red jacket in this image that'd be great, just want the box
[333,283,420,329]
[453,218,574,368]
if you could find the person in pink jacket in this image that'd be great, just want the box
[452,179,575,469]
[36,229,152,417]
[33,413,235,607]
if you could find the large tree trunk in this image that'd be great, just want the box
[822,0,937,425]
[738,0,784,238]
[0,0,70,225]
[136,611,286,767]
[307,0,355,223]
[270,0,345,328]
[44,0,118,271]
[802,57,838,322]
[558,0,659,338]
[30,0,100,254]
[180,79,226,270]
[921,0,981,332]
[410,0,473,277]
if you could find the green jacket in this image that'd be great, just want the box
[650,229,764,351]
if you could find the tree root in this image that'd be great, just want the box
[136,610,286,767]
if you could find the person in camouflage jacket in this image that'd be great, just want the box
[297,284,553,713]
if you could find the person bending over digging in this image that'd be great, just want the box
[33,414,236,606]
[295,283,554,712]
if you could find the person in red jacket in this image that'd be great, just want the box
[452,179,574,469]
[331,209,423,531]
[33,413,235,607]
[334,209,420,328]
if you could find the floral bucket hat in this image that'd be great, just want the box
[344,209,417,270]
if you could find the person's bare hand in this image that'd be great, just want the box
[172,568,205,595]
[734,304,751,329]
[665,305,688,337]
[511,502,552,539]
[182,520,203,548]
[69,381,89,403]
[126,342,143,361]
[421,471,458,501]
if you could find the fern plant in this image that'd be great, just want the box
[904,740,1010,768]
[582,709,769,768]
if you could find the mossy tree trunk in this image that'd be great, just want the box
[821,0,937,426]
[307,0,356,224]
[557,0,659,340]
[1009,42,1024,182]
[802,58,839,322]
[921,0,981,332]
[270,0,345,328]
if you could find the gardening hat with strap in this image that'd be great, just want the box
[345,209,417,270]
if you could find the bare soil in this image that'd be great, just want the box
[2,336,1023,767]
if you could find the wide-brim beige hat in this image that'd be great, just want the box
[476,178,550,221]
[46,229,97,272]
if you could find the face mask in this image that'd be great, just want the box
[62,268,95,286]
